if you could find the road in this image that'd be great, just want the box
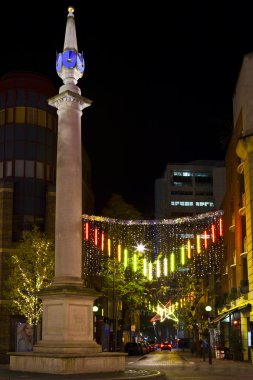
[125,349,253,380]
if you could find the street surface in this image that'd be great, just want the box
[126,348,253,380]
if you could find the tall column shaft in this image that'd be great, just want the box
[48,90,91,285]
[55,100,82,281]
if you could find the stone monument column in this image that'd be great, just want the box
[32,6,101,354]
[10,8,126,373]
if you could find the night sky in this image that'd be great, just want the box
[1,1,252,217]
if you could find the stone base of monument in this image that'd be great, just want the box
[8,285,128,374]
[9,351,126,374]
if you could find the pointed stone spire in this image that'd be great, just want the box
[63,7,78,52]
[56,7,85,89]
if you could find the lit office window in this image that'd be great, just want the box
[6,108,14,124]
[25,160,35,177]
[46,164,50,181]
[195,172,210,177]
[6,161,12,176]
[36,161,44,179]
[0,110,5,126]
[196,201,214,207]
[27,107,37,125]
[38,110,46,127]
[171,171,192,186]
[15,107,26,123]
[15,160,24,177]
[171,201,194,206]
[173,171,192,176]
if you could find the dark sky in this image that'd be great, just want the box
[1,1,252,217]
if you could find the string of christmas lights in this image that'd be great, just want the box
[82,211,224,280]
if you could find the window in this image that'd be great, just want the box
[6,161,12,176]
[6,108,14,123]
[46,164,50,181]
[0,109,5,125]
[0,162,3,178]
[5,125,14,141]
[38,109,46,127]
[15,141,25,157]
[171,176,192,186]
[0,144,4,160]
[171,201,194,206]
[25,160,34,177]
[171,190,193,195]
[15,107,26,123]
[15,125,26,140]
[36,161,44,179]
[26,125,36,141]
[47,113,53,130]
[15,160,24,177]
[195,172,213,184]
[195,201,214,207]
[27,107,37,125]
[173,171,192,176]
[5,142,14,158]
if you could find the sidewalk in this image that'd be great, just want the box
[176,348,253,368]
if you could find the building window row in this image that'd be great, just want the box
[173,171,192,177]
[171,190,193,195]
[171,176,192,186]
[170,201,214,207]
[0,107,57,131]
[0,160,55,182]
[171,201,194,206]
[172,170,212,178]
[195,201,214,207]
[171,190,213,196]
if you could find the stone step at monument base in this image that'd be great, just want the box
[9,352,126,374]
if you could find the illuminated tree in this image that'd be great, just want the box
[101,254,149,329]
[4,226,54,325]
[101,193,143,220]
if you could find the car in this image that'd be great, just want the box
[160,341,172,351]
[140,342,149,354]
[146,342,155,352]
[124,342,143,355]
[154,342,162,350]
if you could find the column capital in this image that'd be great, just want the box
[48,90,92,111]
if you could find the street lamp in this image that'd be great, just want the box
[205,305,212,365]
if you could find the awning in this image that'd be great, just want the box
[210,303,251,325]
[238,303,251,312]
[210,312,229,324]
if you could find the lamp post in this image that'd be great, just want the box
[93,305,99,342]
[205,305,212,365]
[112,257,117,351]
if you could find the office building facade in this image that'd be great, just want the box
[155,160,226,219]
